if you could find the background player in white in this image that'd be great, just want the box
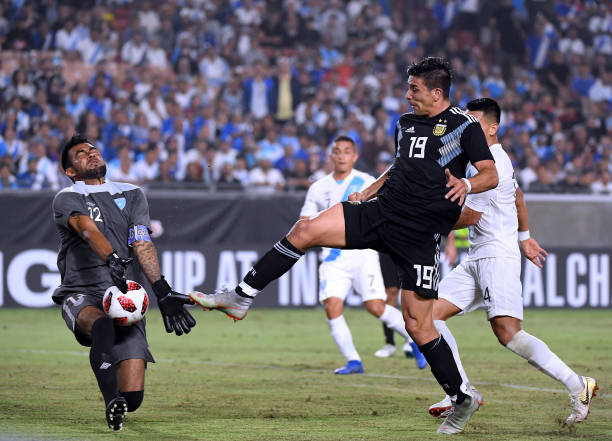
[300,135,426,374]
[427,98,597,427]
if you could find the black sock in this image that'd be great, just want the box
[419,335,467,404]
[383,323,395,345]
[89,317,119,406]
[240,237,304,295]
[121,390,144,412]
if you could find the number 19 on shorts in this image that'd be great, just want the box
[413,264,438,290]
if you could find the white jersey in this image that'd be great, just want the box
[300,169,375,262]
[464,143,520,260]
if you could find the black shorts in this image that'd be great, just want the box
[60,293,155,363]
[379,252,400,289]
[342,200,441,299]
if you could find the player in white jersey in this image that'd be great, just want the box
[428,99,597,432]
[300,135,426,374]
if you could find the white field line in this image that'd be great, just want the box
[16,348,611,398]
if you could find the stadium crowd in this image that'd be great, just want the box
[0,0,610,194]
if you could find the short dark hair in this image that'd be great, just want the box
[333,135,355,145]
[332,135,356,150]
[61,133,91,171]
[406,57,452,98]
[467,98,501,123]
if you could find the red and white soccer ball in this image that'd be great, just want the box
[103,280,149,326]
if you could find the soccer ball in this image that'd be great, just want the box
[103,280,149,326]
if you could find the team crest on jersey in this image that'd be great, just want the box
[114,197,126,210]
[433,123,447,136]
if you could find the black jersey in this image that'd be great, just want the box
[51,180,151,304]
[378,105,493,235]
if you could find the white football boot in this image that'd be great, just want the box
[374,344,397,358]
[190,288,253,321]
[430,385,483,419]
[565,376,598,426]
[437,387,483,434]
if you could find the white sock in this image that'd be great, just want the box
[434,320,470,385]
[238,281,259,297]
[327,315,360,362]
[379,305,413,343]
[506,330,583,394]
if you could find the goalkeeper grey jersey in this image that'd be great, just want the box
[51,180,151,304]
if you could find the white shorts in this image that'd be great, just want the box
[318,249,386,303]
[438,257,523,320]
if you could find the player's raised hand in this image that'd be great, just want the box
[152,277,196,336]
[106,252,133,293]
[444,169,468,205]
[521,237,548,268]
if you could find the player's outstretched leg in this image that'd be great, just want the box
[190,287,253,321]
[190,237,304,320]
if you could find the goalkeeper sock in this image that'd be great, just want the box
[506,330,583,394]
[419,335,467,404]
[89,317,119,406]
[239,237,304,297]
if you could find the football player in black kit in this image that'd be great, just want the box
[52,134,196,431]
[191,57,498,434]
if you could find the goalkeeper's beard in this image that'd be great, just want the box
[82,164,107,180]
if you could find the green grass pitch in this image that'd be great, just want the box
[0,307,610,441]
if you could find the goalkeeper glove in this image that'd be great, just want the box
[152,276,196,336]
[106,251,133,293]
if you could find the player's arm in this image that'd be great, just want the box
[68,214,133,293]
[515,187,548,268]
[446,121,498,204]
[128,189,195,335]
[452,206,483,230]
[445,231,457,265]
[445,159,497,205]
[348,163,392,202]
[130,231,196,336]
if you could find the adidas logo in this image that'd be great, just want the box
[404,126,415,133]
[99,362,111,370]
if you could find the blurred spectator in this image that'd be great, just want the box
[217,161,243,189]
[0,161,17,189]
[133,143,160,182]
[243,60,274,119]
[285,157,311,191]
[108,145,138,184]
[17,155,49,189]
[121,30,149,66]
[247,156,285,193]
[591,170,612,194]
[199,45,230,91]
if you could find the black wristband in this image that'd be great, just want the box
[105,250,119,265]
[151,276,171,299]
